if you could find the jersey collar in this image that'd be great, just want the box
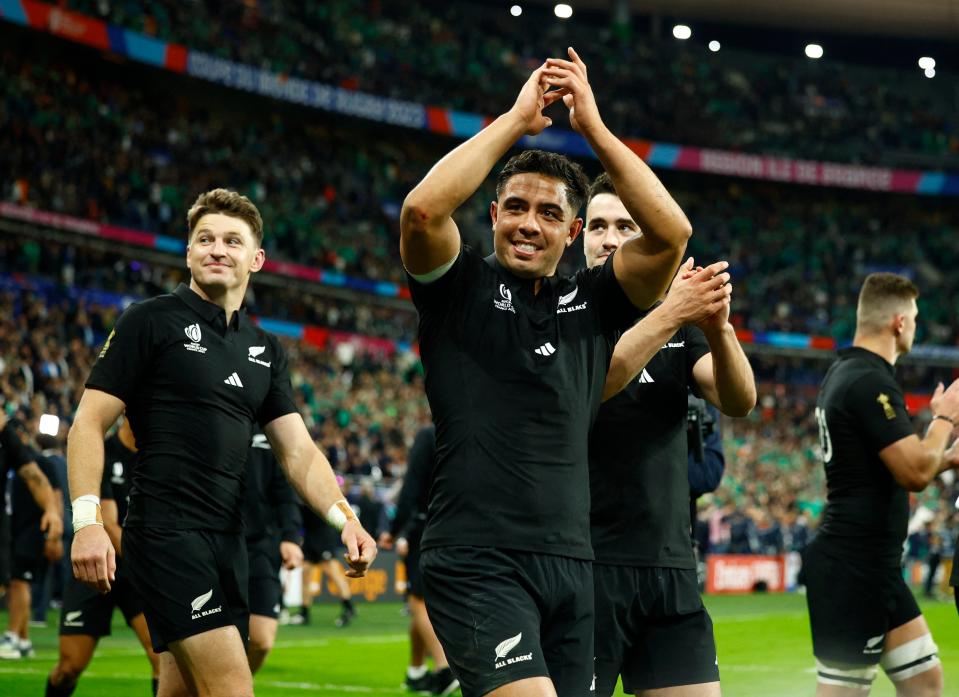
[173,283,247,329]
[838,346,895,375]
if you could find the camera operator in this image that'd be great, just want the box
[687,397,725,566]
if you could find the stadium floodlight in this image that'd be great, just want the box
[918,56,935,70]
[672,24,692,40]
[39,413,60,436]
[805,43,824,59]
[510,4,522,17]
[925,67,936,78]
[554,3,572,19]
[708,40,721,52]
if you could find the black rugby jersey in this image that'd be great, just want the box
[409,246,641,560]
[101,433,135,525]
[243,431,301,546]
[589,324,710,567]
[11,449,59,555]
[390,425,434,540]
[86,284,297,532]
[815,347,916,564]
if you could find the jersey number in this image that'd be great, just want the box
[815,406,833,464]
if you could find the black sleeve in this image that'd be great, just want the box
[99,460,114,501]
[586,252,644,337]
[256,335,298,428]
[85,301,155,405]
[34,452,58,487]
[684,325,711,394]
[846,373,915,453]
[268,456,302,544]
[0,423,33,471]
[391,426,434,537]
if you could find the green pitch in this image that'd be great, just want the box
[0,593,955,696]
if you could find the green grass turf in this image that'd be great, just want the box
[0,593,955,696]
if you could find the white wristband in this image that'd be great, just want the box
[326,499,356,531]
[72,495,103,534]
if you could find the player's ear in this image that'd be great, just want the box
[250,247,266,273]
[566,217,583,246]
[490,200,498,229]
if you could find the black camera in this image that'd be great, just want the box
[687,393,715,464]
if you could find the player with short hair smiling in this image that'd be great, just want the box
[803,272,959,697]
[400,49,697,697]
[583,171,755,697]
[68,188,376,697]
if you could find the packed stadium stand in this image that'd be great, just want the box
[1,4,958,682]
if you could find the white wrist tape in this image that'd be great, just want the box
[326,499,357,531]
[72,495,103,534]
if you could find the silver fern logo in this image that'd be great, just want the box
[493,632,533,670]
[191,589,213,613]
[558,286,578,306]
[495,633,522,660]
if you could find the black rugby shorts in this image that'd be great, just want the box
[800,539,920,665]
[421,546,594,697]
[123,527,250,652]
[60,564,143,637]
[592,564,718,695]
[247,540,282,619]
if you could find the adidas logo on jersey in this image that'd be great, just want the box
[534,342,557,356]
[637,369,654,383]
[224,372,244,387]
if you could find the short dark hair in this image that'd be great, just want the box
[856,272,919,333]
[587,172,617,204]
[187,188,264,246]
[495,150,589,216]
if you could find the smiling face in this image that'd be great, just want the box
[583,193,640,269]
[490,173,582,279]
[186,213,265,294]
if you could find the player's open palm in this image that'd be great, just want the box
[544,47,602,136]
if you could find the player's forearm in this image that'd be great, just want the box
[283,447,350,523]
[916,419,954,486]
[402,111,527,230]
[586,125,692,253]
[603,305,678,401]
[705,324,756,417]
[66,419,107,500]
[20,463,57,515]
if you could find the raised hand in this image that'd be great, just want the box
[543,47,603,136]
[509,64,568,136]
[661,258,732,328]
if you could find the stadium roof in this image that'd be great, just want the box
[528,0,959,39]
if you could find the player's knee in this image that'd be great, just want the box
[249,631,274,656]
[50,659,84,686]
[882,634,941,697]
[815,658,879,691]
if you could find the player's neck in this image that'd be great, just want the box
[189,279,245,323]
[852,334,898,366]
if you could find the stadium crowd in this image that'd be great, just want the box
[3,39,959,346]
[64,0,959,167]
